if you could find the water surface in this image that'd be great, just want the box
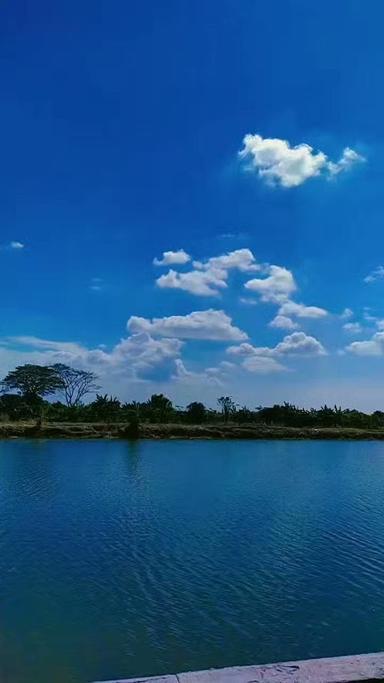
[1,439,384,682]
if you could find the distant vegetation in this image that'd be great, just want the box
[1,362,384,430]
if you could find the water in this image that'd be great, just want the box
[1,440,384,682]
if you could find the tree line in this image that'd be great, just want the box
[1,362,384,429]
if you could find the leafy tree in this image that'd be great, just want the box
[217,396,236,423]
[88,394,121,422]
[186,401,207,424]
[52,364,99,407]
[0,393,35,420]
[235,405,253,424]
[1,364,63,402]
[146,394,174,423]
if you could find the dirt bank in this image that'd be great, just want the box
[1,422,384,440]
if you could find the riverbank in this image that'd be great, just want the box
[1,421,384,440]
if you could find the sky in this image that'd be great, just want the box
[1,0,384,410]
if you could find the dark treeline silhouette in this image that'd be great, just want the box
[1,362,384,429]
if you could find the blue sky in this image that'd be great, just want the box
[1,0,384,409]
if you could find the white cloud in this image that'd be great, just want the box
[3,333,184,382]
[172,359,224,386]
[346,332,384,357]
[245,265,297,303]
[155,249,328,330]
[127,309,247,341]
[227,342,274,358]
[239,297,258,306]
[219,360,235,370]
[228,332,326,359]
[226,342,286,372]
[278,300,328,319]
[239,133,364,188]
[363,307,378,322]
[156,268,226,296]
[112,333,183,376]
[153,249,191,266]
[274,331,326,356]
[0,241,25,251]
[269,315,298,330]
[340,307,354,320]
[5,336,89,355]
[89,277,104,292]
[328,147,365,176]
[343,322,362,334]
[244,263,328,319]
[156,248,259,297]
[227,334,325,358]
[196,248,259,273]
[364,266,384,283]
[243,355,287,374]
[226,331,326,373]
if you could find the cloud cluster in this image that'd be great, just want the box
[156,268,227,296]
[278,300,328,319]
[239,134,364,188]
[269,315,298,330]
[154,247,329,351]
[343,322,362,334]
[245,265,296,303]
[156,248,259,296]
[340,307,354,320]
[4,333,183,381]
[128,309,247,341]
[1,307,249,396]
[346,331,384,357]
[153,249,191,266]
[227,331,326,373]
[172,358,227,387]
[364,266,384,283]
[244,264,328,324]
[0,230,334,399]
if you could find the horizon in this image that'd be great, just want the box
[1,1,384,411]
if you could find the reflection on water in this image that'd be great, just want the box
[1,439,384,682]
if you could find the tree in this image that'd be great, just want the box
[235,405,253,424]
[186,401,207,424]
[88,394,121,421]
[0,393,35,420]
[52,364,99,407]
[217,396,236,423]
[146,394,174,423]
[1,364,63,402]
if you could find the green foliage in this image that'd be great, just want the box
[145,394,174,423]
[186,401,207,424]
[217,396,236,423]
[2,362,384,430]
[88,394,121,422]
[1,364,64,402]
[0,393,35,420]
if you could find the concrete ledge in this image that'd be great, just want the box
[93,652,384,682]
[93,677,178,683]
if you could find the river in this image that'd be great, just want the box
[1,439,384,682]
